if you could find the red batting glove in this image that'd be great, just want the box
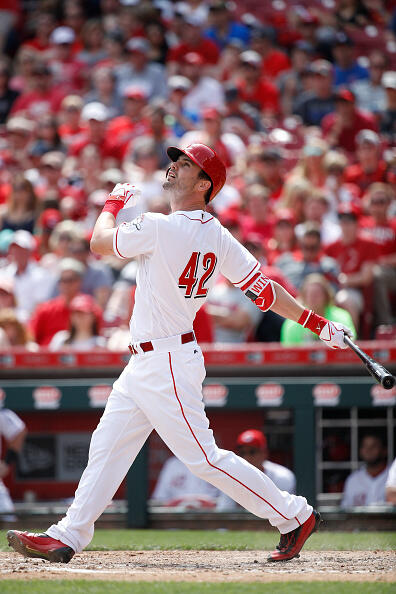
[298,309,352,349]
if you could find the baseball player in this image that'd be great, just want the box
[8,143,352,563]
[0,408,27,521]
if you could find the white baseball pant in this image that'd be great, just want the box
[47,335,312,552]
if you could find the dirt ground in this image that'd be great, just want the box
[1,550,395,583]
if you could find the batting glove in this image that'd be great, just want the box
[298,309,353,349]
[109,183,140,208]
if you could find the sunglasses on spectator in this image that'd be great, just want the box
[238,447,259,456]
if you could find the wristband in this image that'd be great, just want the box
[4,448,18,465]
[298,309,327,336]
[101,199,124,217]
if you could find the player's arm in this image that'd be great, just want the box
[90,183,139,256]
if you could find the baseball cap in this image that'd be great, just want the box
[70,294,98,314]
[50,26,75,45]
[337,203,361,218]
[335,88,355,103]
[81,102,108,122]
[39,208,62,231]
[274,208,296,225]
[41,151,65,169]
[356,129,380,146]
[334,31,353,46]
[10,230,36,251]
[123,85,147,100]
[59,257,85,276]
[240,50,262,67]
[6,116,34,134]
[183,52,204,66]
[184,13,205,27]
[382,71,396,90]
[126,37,150,54]
[61,95,83,110]
[89,189,108,207]
[168,75,192,92]
[237,429,267,450]
[99,168,124,185]
[202,107,221,120]
[309,59,333,76]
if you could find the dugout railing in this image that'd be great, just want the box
[0,342,395,528]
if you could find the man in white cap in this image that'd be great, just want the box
[49,26,84,93]
[0,230,54,322]
[68,102,119,164]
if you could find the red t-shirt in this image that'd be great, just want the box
[261,50,291,79]
[344,161,389,196]
[321,109,378,153]
[359,216,396,256]
[11,88,66,117]
[235,78,279,114]
[30,296,71,346]
[325,237,379,274]
[106,116,151,158]
[68,134,122,163]
[240,215,274,242]
[167,39,220,65]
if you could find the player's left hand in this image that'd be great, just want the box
[109,183,140,208]
[319,321,353,349]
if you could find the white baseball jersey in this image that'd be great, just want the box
[385,458,396,488]
[113,209,260,342]
[151,456,220,503]
[341,465,390,508]
[0,409,25,458]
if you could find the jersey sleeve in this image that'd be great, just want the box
[0,409,26,441]
[220,229,260,290]
[113,213,157,260]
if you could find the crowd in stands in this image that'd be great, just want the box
[0,0,395,351]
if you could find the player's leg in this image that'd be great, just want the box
[9,363,153,557]
[136,347,313,535]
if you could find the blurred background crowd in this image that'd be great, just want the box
[0,0,395,352]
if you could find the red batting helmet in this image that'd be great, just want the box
[236,429,267,450]
[166,143,226,201]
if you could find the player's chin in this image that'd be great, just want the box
[163,180,174,190]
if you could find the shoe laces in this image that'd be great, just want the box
[277,530,297,552]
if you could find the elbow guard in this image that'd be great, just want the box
[242,271,277,312]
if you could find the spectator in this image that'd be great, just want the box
[151,454,220,509]
[379,71,396,143]
[206,276,261,342]
[266,209,298,266]
[106,85,150,159]
[385,458,396,505]
[351,50,388,114]
[0,308,38,350]
[116,37,167,100]
[83,66,123,120]
[331,32,369,88]
[29,257,87,346]
[0,230,54,323]
[335,0,371,28]
[0,57,19,123]
[145,21,169,66]
[166,75,197,138]
[40,219,82,273]
[22,11,56,56]
[58,95,86,147]
[222,83,261,133]
[294,60,336,126]
[77,19,107,68]
[68,102,119,164]
[291,138,329,189]
[217,429,296,510]
[98,29,127,75]
[322,88,377,153]
[49,294,104,351]
[48,26,85,93]
[344,130,389,195]
[325,203,380,331]
[341,433,390,508]
[205,1,250,50]
[9,46,38,94]
[250,25,290,80]
[235,50,280,116]
[240,184,274,242]
[0,408,27,521]
[35,208,63,258]
[3,117,34,172]
[181,52,225,118]
[296,189,341,246]
[0,277,16,310]
[0,175,39,234]
[245,145,285,202]
[323,150,359,210]
[30,114,65,157]
[167,13,220,71]
[360,183,396,327]
[279,177,312,224]
[276,223,340,290]
[11,62,65,118]
[279,41,315,116]
[281,273,356,345]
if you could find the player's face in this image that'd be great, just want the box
[359,436,385,466]
[163,155,201,194]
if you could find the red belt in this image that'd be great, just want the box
[128,331,195,355]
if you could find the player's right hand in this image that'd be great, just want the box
[109,183,140,208]
[319,321,353,350]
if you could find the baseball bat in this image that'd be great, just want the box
[344,335,395,390]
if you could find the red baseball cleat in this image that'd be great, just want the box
[267,510,321,562]
[7,530,75,563]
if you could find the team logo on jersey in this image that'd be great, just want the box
[130,215,144,231]
[312,383,341,406]
[256,383,284,406]
[370,384,396,406]
[33,386,62,409]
